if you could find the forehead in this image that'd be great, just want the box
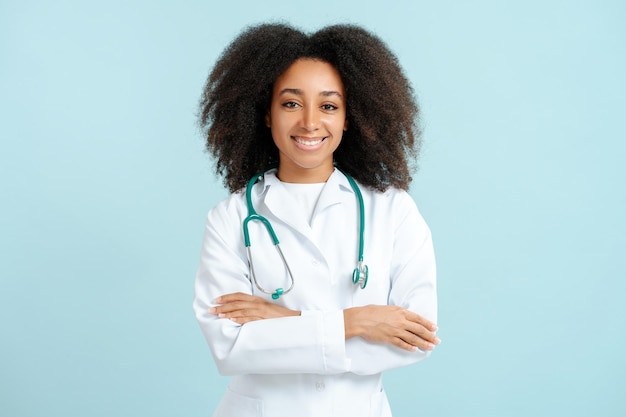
[273,59,345,93]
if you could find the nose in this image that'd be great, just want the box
[301,106,320,131]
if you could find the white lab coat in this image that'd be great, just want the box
[193,168,437,417]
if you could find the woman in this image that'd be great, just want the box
[193,23,439,417]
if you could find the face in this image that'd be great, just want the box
[266,58,348,183]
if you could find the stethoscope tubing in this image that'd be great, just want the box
[243,167,367,299]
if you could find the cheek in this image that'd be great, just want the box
[271,117,292,138]
[269,107,293,130]
[269,116,296,147]
[331,116,347,134]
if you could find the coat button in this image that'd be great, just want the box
[312,259,321,267]
[315,381,325,391]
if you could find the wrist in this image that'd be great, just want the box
[343,307,362,339]
[282,307,301,317]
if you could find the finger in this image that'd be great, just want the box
[390,336,421,352]
[403,311,438,332]
[212,300,262,314]
[213,297,265,311]
[404,322,441,345]
[219,307,264,319]
[379,325,433,352]
[230,316,264,324]
[214,292,259,304]
[399,329,439,350]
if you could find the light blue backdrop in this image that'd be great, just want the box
[1,0,624,416]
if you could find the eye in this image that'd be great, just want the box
[321,103,338,111]
[282,101,300,109]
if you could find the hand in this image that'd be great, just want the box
[344,305,440,352]
[209,292,301,324]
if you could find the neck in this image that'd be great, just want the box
[277,163,334,184]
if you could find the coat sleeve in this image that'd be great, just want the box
[192,199,351,376]
[344,191,438,375]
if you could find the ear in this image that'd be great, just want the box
[265,112,271,128]
[343,118,349,131]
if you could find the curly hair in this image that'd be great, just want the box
[198,23,421,192]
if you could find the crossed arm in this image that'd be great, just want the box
[210,292,441,352]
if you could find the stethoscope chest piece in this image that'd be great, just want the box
[271,288,285,300]
[352,261,369,289]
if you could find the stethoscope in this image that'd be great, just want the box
[243,168,368,300]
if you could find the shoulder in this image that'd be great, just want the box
[205,189,247,231]
[360,185,430,235]
[360,183,418,212]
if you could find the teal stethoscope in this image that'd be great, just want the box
[243,168,368,300]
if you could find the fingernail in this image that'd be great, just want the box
[432,324,438,331]
[213,297,222,303]
[435,337,442,344]
[209,307,216,314]
[218,313,226,318]
[427,343,435,350]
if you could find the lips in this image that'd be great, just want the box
[293,136,326,146]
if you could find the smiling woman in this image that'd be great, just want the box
[199,23,420,193]
[267,59,348,183]
[194,23,438,417]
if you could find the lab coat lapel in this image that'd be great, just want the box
[262,174,314,239]
[259,169,355,243]
[312,169,355,219]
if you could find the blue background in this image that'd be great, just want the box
[1,0,624,416]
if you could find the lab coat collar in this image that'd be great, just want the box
[255,168,355,197]
[256,168,356,234]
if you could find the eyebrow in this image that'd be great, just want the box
[278,88,344,99]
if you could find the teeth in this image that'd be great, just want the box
[295,137,324,146]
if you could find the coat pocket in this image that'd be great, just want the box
[370,389,392,417]
[214,388,263,417]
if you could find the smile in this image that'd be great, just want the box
[293,136,326,146]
